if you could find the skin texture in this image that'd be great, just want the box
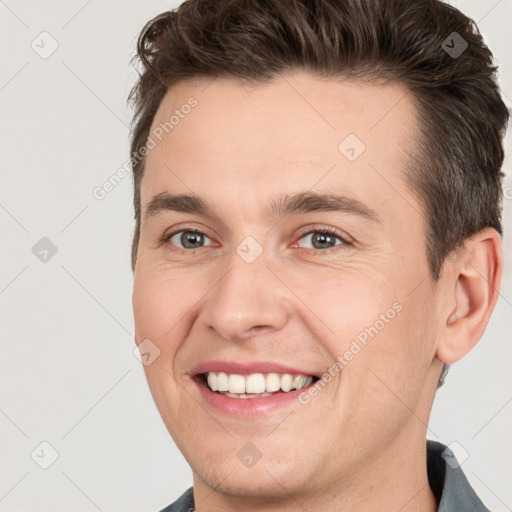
[132,72,502,512]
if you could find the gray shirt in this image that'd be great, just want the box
[159,440,490,511]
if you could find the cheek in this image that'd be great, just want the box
[132,268,196,399]
[132,269,198,432]
[285,263,399,346]
[342,290,436,423]
[305,262,434,402]
[132,275,166,338]
[132,267,199,341]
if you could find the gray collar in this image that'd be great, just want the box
[427,440,490,511]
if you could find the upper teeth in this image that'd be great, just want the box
[206,372,313,394]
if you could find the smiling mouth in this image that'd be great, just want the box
[199,371,319,399]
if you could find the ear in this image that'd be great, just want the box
[436,228,503,365]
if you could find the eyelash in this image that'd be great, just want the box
[159,225,352,255]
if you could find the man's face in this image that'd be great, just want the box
[132,73,443,499]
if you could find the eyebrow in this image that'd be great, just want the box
[144,191,380,223]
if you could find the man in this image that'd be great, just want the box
[128,0,509,510]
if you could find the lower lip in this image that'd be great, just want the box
[194,376,314,417]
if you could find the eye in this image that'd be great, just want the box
[164,229,215,250]
[160,226,350,253]
[296,227,348,251]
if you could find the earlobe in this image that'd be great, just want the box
[436,228,502,365]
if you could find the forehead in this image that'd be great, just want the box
[149,73,417,160]
[141,73,421,225]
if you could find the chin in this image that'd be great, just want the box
[191,440,318,499]
[195,463,306,500]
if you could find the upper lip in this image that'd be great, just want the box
[191,360,321,378]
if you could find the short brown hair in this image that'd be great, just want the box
[128,1,508,385]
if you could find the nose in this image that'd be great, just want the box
[199,248,289,341]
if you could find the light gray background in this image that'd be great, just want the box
[1,1,511,511]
